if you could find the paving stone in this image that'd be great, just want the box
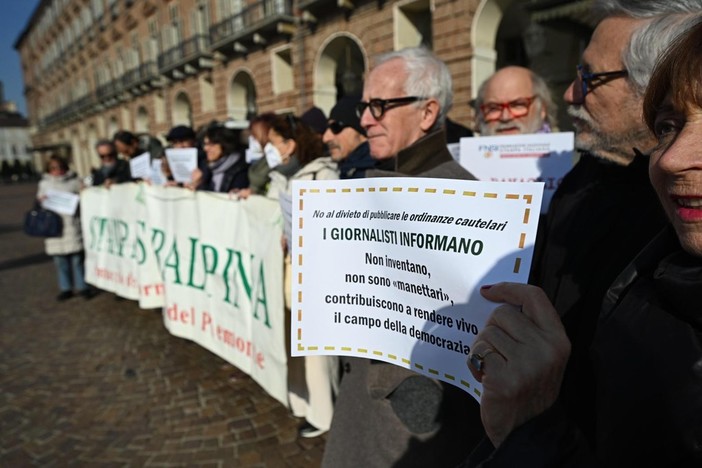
[0,184,328,466]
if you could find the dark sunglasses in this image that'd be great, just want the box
[328,121,349,135]
[355,96,428,120]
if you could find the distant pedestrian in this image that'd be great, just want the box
[37,155,94,301]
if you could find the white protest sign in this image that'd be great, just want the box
[42,188,79,216]
[278,190,293,251]
[459,132,574,213]
[291,178,543,402]
[129,152,151,180]
[165,148,198,183]
[150,158,167,186]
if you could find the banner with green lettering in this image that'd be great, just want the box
[81,184,288,406]
[81,183,164,308]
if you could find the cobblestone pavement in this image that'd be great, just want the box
[0,183,327,467]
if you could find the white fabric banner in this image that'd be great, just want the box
[291,178,543,402]
[81,184,288,406]
[81,183,164,308]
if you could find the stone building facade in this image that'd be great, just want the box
[15,0,594,176]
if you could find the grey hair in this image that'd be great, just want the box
[530,70,558,128]
[626,13,702,96]
[373,47,453,131]
[474,68,557,129]
[591,0,702,22]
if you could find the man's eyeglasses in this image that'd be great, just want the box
[355,96,428,120]
[573,64,628,104]
[98,153,116,159]
[480,96,536,122]
[328,121,349,135]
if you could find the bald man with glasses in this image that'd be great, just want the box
[322,47,479,468]
[474,66,557,136]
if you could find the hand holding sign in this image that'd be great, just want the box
[41,188,80,215]
[291,177,544,401]
[165,148,198,183]
[470,282,570,446]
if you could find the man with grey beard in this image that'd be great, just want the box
[527,2,702,454]
[475,66,556,136]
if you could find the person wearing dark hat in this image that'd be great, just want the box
[165,125,197,148]
[323,96,376,179]
[300,106,328,136]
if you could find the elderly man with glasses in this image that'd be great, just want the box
[322,47,479,468]
[457,4,702,467]
[474,66,557,136]
[353,47,475,180]
[90,139,132,187]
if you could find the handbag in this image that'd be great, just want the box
[23,206,63,238]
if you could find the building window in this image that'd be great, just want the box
[200,75,215,112]
[394,0,432,50]
[272,47,294,95]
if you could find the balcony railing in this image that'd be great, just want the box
[158,34,211,73]
[95,78,124,103]
[210,0,293,49]
[121,61,159,90]
[37,92,99,129]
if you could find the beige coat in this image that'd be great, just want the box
[37,171,83,256]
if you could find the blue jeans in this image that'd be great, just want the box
[53,253,87,292]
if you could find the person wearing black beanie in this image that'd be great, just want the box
[323,96,379,179]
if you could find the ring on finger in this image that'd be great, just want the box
[468,348,495,373]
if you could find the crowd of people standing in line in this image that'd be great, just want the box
[34,0,702,463]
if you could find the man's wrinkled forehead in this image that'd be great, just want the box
[364,59,407,99]
[483,67,534,104]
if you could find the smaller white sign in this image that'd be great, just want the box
[42,188,80,216]
[459,132,575,213]
[150,158,167,186]
[129,152,151,180]
[447,142,461,161]
[165,148,198,183]
[279,190,293,251]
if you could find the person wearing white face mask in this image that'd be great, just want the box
[245,135,263,163]
[241,113,277,197]
[265,114,336,200]
[264,113,340,440]
[263,140,284,169]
